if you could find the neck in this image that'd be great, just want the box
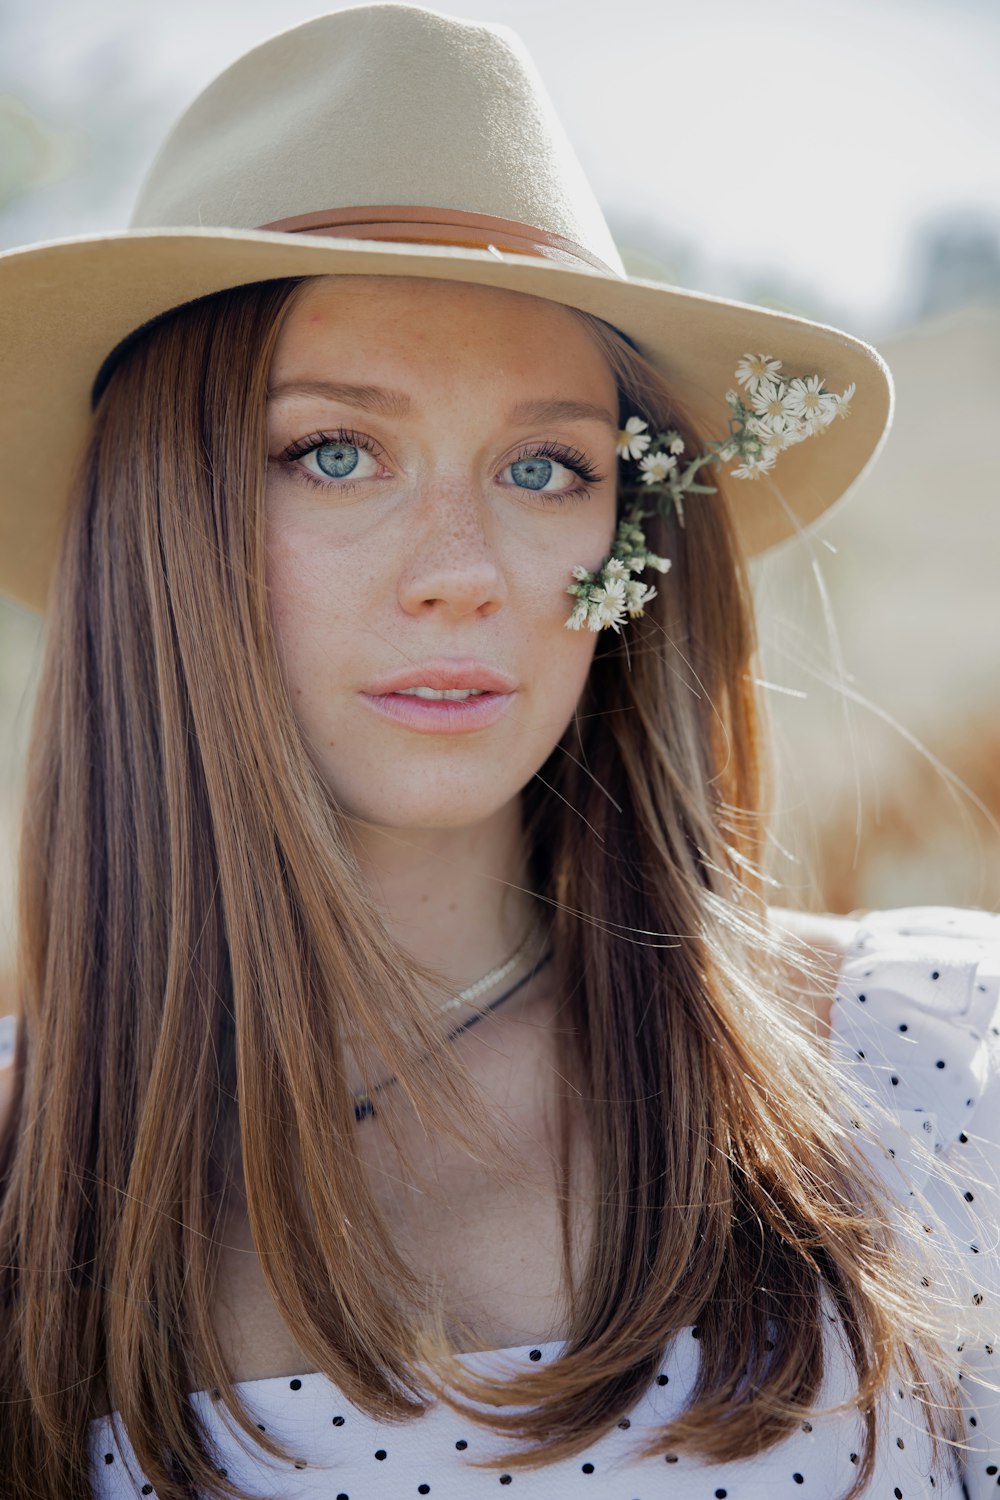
[344,795,543,1016]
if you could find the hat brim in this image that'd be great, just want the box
[0,226,893,613]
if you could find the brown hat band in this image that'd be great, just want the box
[256,204,621,276]
[90,205,627,406]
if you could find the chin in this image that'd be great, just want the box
[326,768,529,834]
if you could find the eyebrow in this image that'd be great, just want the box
[266,379,618,432]
[511,398,617,432]
[267,379,411,416]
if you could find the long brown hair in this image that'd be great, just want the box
[0,275,971,1498]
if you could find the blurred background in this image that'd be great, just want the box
[1,0,998,1012]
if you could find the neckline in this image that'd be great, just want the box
[90,1339,570,1428]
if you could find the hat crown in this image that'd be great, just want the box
[129,1,626,278]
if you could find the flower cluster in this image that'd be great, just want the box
[564,354,856,632]
[722,353,856,479]
[564,513,671,633]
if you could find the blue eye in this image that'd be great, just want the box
[505,442,604,502]
[276,427,381,492]
[510,455,557,491]
[315,441,362,479]
[275,435,602,504]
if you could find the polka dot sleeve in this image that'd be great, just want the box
[832,904,1000,1500]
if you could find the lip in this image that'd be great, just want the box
[360,658,517,736]
[360,688,516,735]
[363,658,518,695]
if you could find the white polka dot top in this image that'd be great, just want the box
[86,905,1000,1499]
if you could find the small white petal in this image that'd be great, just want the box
[616,415,652,461]
[639,452,677,482]
[735,353,782,393]
[731,456,766,479]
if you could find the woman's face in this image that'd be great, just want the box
[264,275,619,830]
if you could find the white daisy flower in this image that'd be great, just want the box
[592,577,627,605]
[759,425,796,454]
[565,602,589,630]
[603,557,631,582]
[570,564,592,581]
[755,413,802,451]
[735,353,782,393]
[731,451,777,480]
[719,441,739,462]
[638,451,677,485]
[645,552,672,574]
[833,382,856,418]
[725,389,742,408]
[617,416,651,461]
[625,580,657,616]
[588,577,628,631]
[589,595,626,632]
[784,373,828,422]
[781,425,809,445]
[749,376,797,431]
[827,384,857,426]
[667,433,686,455]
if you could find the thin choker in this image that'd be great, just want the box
[353,927,553,1123]
[436,919,543,1011]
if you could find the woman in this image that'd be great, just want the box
[1,6,998,1498]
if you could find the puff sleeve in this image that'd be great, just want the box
[832,904,1000,1498]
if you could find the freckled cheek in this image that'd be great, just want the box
[516,553,601,697]
[263,529,366,689]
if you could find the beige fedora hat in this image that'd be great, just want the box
[0,0,893,615]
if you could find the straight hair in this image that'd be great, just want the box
[0,274,974,1499]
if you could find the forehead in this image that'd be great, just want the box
[270,275,618,395]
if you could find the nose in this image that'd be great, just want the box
[396,483,508,621]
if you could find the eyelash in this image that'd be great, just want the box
[275,428,605,503]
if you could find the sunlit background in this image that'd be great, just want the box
[1,0,999,1007]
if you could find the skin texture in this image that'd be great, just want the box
[264,275,623,1033]
[265,276,620,832]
